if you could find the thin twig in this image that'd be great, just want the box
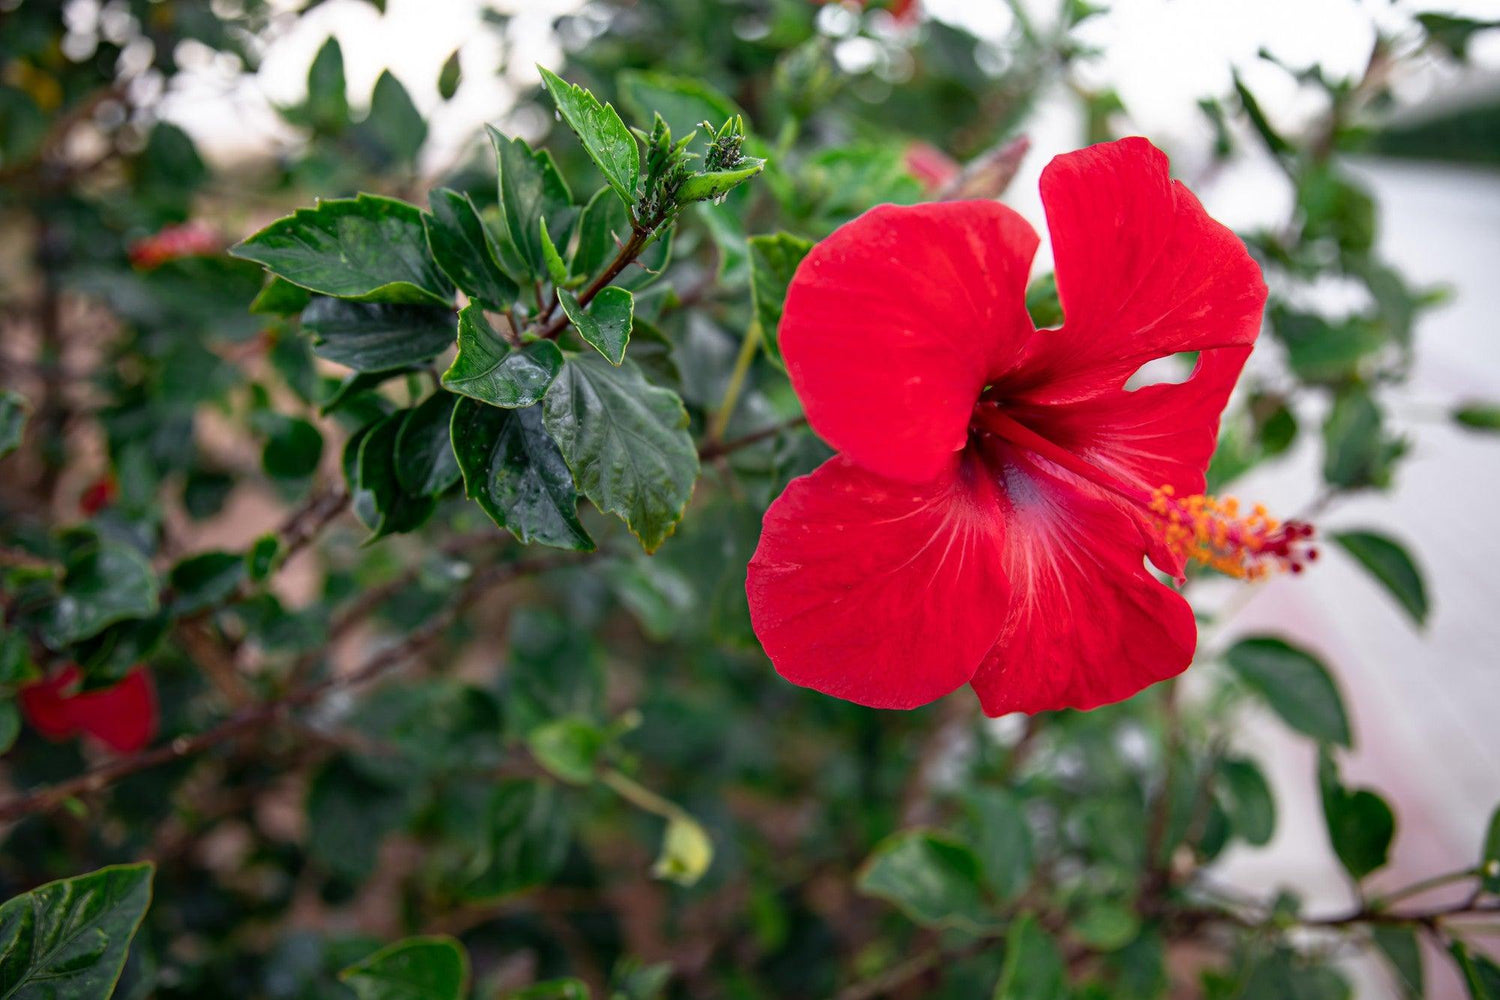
[697,416,808,461]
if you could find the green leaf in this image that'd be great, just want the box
[1323,386,1404,490]
[993,914,1066,1000]
[364,70,427,167]
[0,390,29,459]
[1453,402,1500,433]
[653,812,713,887]
[0,702,20,754]
[1271,304,1386,383]
[961,788,1032,900]
[443,305,562,407]
[394,392,461,496]
[308,756,409,883]
[569,187,671,290]
[0,863,154,1000]
[527,716,604,785]
[451,398,592,550]
[423,188,520,310]
[507,980,588,1000]
[350,413,437,539]
[43,534,160,648]
[304,36,349,133]
[1452,940,1500,1000]
[857,830,999,932]
[676,158,765,205]
[320,368,415,415]
[1318,748,1395,881]
[1074,900,1140,951]
[231,194,453,306]
[1370,925,1423,999]
[340,936,469,1000]
[261,416,324,480]
[539,66,639,204]
[246,535,279,581]
[1418,13,1500,60]
[747,232,813,364]
[437,49,462,101]
[301,297,456,373]
[543,356,697,553]
[1233,70,1291,157]
[1481,804,1500,893]
[489,126,576,280]
[617,70,742,156]
[168,551,245,615]
[463,779,573,900]
[1332,530,1428,625]
[1225,636,1352,747]
[1217,757,1276,846]
[559,287,633,365]
[538,217,570,287]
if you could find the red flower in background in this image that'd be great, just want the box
[79,474,117,516]
[19,665,157,753]
[747,138,1313,716]
[128,221,220,270]
[818,0,919,26]
[904,141,961,194]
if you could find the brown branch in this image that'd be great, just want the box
[0,552,586,827]
[535,217,659,340]
[697,416,808,461]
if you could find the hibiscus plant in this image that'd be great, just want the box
[1,1,1498,998]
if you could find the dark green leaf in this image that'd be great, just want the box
[320,368,415,415]
[676,158,765,205]
[856,830,998,932]
[542,356,697,553]
[340,936,468,1000]
[0,390,28,459]
[1323,386,1404,490]
[1239,948,1351,1000]
[1418,13,1500,60]
[962,788,1032,900]
[443,305,563,407]
[307,756,408,883]
[539,217,569,287]
[1271,304,1386,383]
[1452,940,1500,1000]
[262,416,324,480]
[451,398,592,550]
[246,535,279,581]
[539,67,639,204]
[527,716,603,785]
[1454,402,1500,433]
[1370,925,1423,999]
[438,49,462,101]
[168,551,245,615]
[993,914,1066,1000]
[559,287,633,365]
[1318,748,1395,881]
[1226,636,1352,747]
[0,863,154,1000]
[394,392,461,495]
[305,36,349,133]
[423,188,519,310]
[353,413,438,539]
[1332,530,1428,625]
[748,232,812,364]
[488,127,576,280]
[1233,70,1291,157]
[0,702,17,754]
[1217,757,1276,846]
[507,980,588,1000]
[364,70,427,166]
[43,534,160,648]
[463,779,573,900]
[232,194,453,306]
[301,297,456,373]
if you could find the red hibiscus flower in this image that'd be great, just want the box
[127,221,220,270]
[18,665,158,754]
[747,137,1313,716]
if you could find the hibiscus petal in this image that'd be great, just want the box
[781,201,1038,483]
[19,665,157,754]
[1014,137,1265,405]
[970,452,1196,715]
[747,454,1009,709]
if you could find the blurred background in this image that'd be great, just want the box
[3,0,1500,997]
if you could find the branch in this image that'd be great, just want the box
[697,416,808,461]
[0,552,587,826]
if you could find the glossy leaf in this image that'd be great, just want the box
[451,398,593,550]
[489,126,576,280]
[542,356,697,553]
[559,287,633,365]
[231,194,453,306]
[340,936,469,1000]
[168,551,245,615]
[42,533,160,648]
[748,232,813,364]
[424,188,520,310]
[394,392,461,496]
[540,67,639,204]
[1333,530,1428,625]
[539,216,570,287]
[443,305,562,407]
[1318,748,1395,881]
[0,863,154,1000]
[1225,636,1352,747]
[676,158,765,205]
[301,296,456,373]
[856,830,998,932]
[350,413,438,539]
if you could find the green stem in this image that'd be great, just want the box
[707,319,762,444]
[601,768,689,823]
[1370,868,1480,910]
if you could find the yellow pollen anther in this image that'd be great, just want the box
[1148,488,1316,582]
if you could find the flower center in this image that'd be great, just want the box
[971,403,1316,582]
